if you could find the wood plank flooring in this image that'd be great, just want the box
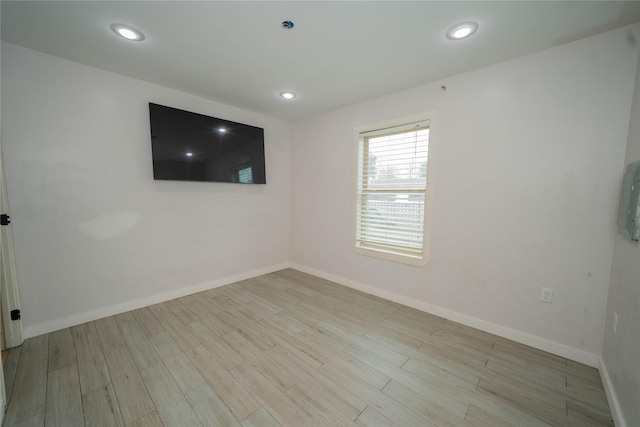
[3,269,613,426]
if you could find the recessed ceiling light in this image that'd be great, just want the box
[446,22,478,40]
[186,152,193,157]
[110,23,145,41]
[279,91,297,100]
[217,127,227,133]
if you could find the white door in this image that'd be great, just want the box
[0,142,23,348]
[0,140,23,350]
[0,131,24,419]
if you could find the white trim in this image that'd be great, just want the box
[599,357,628,427]
[23,262,291,338]
[360,120,430,138]
[290,263,600,367]
[25,261,602,368]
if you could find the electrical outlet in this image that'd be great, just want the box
[613,312,618,334]
[540,287,553,303]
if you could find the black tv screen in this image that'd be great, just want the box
[149,103,266,184]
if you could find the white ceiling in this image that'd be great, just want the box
[2,1,640,122]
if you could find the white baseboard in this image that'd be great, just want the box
[600,358,628,427]
[26,261,601,368]
[290,263,600,367]
[23,262,291,338]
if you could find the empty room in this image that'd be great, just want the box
[0,1,639,426]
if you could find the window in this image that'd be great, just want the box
[237,165,253,184]
[354,113,436,265]
[232,162,253,183]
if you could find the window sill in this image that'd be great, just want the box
[353,244,430,266]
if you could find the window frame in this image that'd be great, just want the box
[352,111,437,266]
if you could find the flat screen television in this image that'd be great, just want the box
[149,103,266,184]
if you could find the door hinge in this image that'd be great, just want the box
[0,214,10,225]
[10,309,20,321]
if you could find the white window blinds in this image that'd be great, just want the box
[356,121,429,258]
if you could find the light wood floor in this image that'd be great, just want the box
[3,269,612,426]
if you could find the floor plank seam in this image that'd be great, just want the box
[4,348,20,408]
[463,403,471,422]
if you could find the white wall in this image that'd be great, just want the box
[2,23,638,371]
[290,24,640,365]
[601,47,640,427]
[1,42,291,337]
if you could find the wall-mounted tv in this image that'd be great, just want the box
[149,103,266,184]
